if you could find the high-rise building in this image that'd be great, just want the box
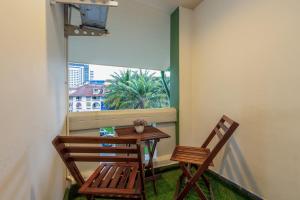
[68,63,89,88]
[90,69,95,80]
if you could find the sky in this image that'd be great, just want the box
[89,64,170,80]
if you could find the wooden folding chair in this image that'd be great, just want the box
[53,136,146,200]
[171,115,239,200]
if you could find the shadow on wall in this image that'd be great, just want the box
[219,138,262,196]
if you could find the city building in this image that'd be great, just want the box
[89,69,95,80]
[89,80,105,85]
[68,63,90,87]
[69,84,106,112]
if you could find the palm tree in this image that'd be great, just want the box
[104,70,170,110]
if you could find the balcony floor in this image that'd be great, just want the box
[64,169,249,200]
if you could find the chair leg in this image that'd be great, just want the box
[202,175,210,190]
[173,163,209,200]
[151,166,157,194]
[193,165,214,200]
[178,163,208,200]
[201,175,214,200]
[177,182,207,200]
[174,173,184,200]
[145,140,158,194]
[174,163,209,200]
[142,191,147,200]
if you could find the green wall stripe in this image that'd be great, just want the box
[170,8,180,145]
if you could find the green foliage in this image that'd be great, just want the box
[101,127,114,134]
[104,70,170,110]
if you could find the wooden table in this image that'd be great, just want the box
[115,126,170,194]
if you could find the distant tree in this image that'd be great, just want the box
[104,70,170,110]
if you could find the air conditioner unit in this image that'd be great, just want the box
[51,0,118,36]
[80,5,109,30]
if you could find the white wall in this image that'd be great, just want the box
[0,1,67,200]
[181,1,300,199]
[68,0,170,70]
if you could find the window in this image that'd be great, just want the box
[93,102,101,110]
[86,96,92,101]
[100,127,115,147]
[93,88,100,95]
[76,97,81,101]
[92,96,100,101]
[76,102,82,110]
[68,63,170,112]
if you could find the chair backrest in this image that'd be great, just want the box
[52,136,143,186]
[201,115,239,167]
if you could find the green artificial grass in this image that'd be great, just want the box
[64,169,250,200]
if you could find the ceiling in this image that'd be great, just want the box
[134,0,202,13]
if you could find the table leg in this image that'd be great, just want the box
[145,139,158,194]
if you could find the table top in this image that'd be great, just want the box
[115,126,170,141]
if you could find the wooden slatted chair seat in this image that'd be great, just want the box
[79,162,142,199]
[171,146,214,166]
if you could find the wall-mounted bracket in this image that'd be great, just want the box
[65,24,108,36]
